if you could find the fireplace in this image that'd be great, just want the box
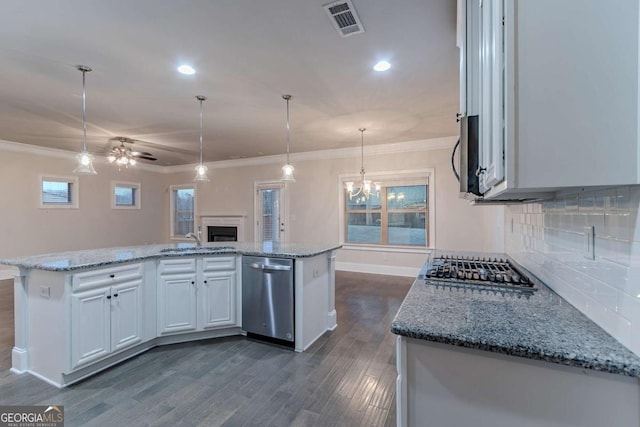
[201,215,246,242]
[207,226,237,242]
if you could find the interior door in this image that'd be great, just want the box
[255,182,287,244]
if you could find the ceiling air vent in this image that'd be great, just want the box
[323,0,365,37]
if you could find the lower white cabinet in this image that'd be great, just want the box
[70,277,143,369]
[157,256,237,336]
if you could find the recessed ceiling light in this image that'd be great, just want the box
[373,60,391,72]
[177,65,195,75]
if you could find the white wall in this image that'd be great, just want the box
[0,147,167,263]
[167,138,505,276]
[505,186,640,356]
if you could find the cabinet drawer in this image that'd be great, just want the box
[72,263,143,291]
[202,256,236,272]
[158,258,197,275]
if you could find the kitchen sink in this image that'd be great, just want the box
[160,246,235,253]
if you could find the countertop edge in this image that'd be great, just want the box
[0,244,342,272]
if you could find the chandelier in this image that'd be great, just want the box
[194,95,210,182]
[107,140,137,169]
[280,94,295,182]
[73,65,97,175]
[345,128,380,201]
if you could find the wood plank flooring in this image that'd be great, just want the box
[0,272,412,426]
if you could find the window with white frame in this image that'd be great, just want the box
[340,170,434,249]
[40,175,79,209]
[112,181,141,209]
[170,185,196,238]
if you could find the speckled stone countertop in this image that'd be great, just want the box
[391,251,640,377]
[0,242,341,272]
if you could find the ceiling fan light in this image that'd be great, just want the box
[194,164,210,182]
[129,158,137,166]
[73,151,97,175]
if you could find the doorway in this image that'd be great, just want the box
[254,182,288,245]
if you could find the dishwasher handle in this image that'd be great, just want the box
[249,262,291,272]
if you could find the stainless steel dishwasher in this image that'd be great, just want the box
[242,256,294,344]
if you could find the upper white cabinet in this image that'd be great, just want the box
[465,0,640,199]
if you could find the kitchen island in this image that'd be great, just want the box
[392,253,640,427]
[0,242,340,387]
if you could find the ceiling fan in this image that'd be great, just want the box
[107,137,157,167]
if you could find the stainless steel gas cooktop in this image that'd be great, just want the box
[424,255,536,297]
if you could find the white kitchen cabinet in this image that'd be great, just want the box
[466,0,640,199]
[70,287,110,367]
[157,256,237,336]
[157,272,198,335]
[70,271,144,369]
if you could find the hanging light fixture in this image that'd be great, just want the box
[345,128,381,201]
[73,65,97,175]
[107,139,137,169]
[193,95,210,182]
[280,94,295,182]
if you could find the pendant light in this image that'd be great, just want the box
[194,95,210,182]
[345,128,381,201]
[280,94,295,182]
[73,65,97,175]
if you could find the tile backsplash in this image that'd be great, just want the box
[505,186,640,356]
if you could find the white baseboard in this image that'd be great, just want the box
[335,262,420,278]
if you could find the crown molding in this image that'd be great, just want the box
[0,135,458,175]
[162,135,458,174]
[0,139,165,173]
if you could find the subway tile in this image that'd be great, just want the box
[616,186,631,213]
[565,195,579,211]
[603,213,619,239]
[594,192,606,211]
[578,195,594,212]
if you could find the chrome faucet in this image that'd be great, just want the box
[186,226,202,247]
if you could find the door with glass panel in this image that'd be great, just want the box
[255,183,287,245]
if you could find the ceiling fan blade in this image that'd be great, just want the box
[137,155,157,161]
[131,151,153,156]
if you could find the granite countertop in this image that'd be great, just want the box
[391,252,640,378]
[0,242,342,272]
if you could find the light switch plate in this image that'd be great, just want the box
[39,285,50,299]
[584,226,595,260]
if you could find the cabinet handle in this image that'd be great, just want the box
[109,274,115,278]
[113,293,118,298]
[191,281,195,285]
[204,280,207,284]
[106,295,111,299]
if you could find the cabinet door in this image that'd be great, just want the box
[111,279,144,352]
[479,0,505,192]
[201,271,236,329]
[157,273,198,335]
[71,287,111,368]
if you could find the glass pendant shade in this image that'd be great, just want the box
[193,95,210,182]
[73,151,97,174]
[194,164,210,182]
[74,65,97,175]
[281,163,295,182]
[280,94,295,182]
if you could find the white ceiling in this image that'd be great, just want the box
[0,0,458,166]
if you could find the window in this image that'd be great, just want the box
[40,175,79,209]
[112,181,140,209]
[340,169,434,249]
[170,185,196,238]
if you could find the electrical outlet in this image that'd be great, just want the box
[40,286,50,299]
[313,269,320,278]
[584,226,595,260]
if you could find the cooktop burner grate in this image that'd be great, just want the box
[424,255,536,297]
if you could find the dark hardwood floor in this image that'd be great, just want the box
[0,272,412,426]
